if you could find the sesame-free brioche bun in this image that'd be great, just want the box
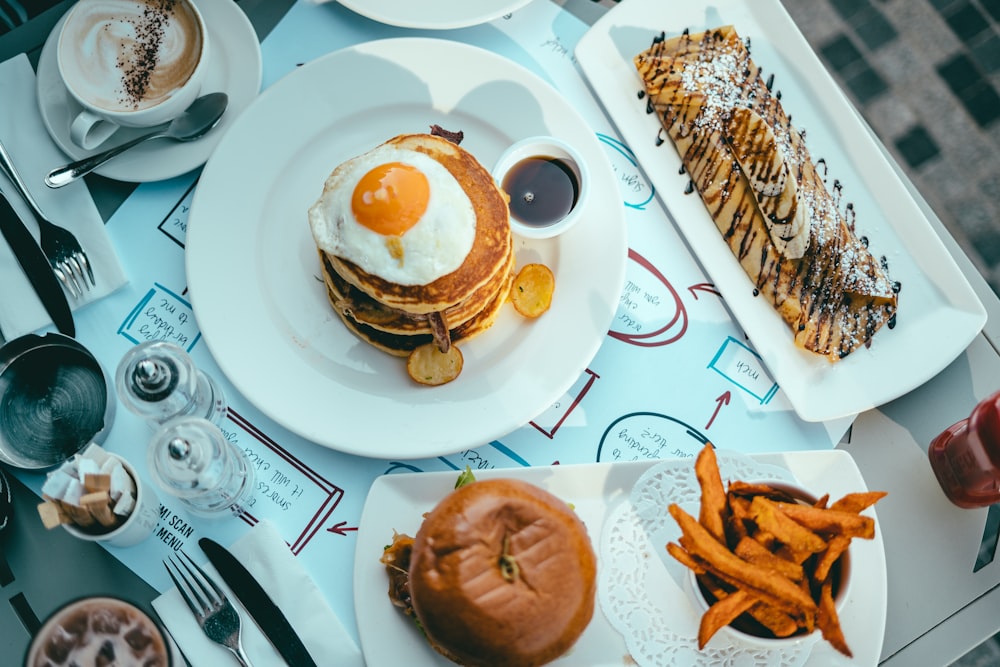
[407,478,597,666]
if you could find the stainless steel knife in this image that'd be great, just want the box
[0,193,74,337]
[199,537,317,667]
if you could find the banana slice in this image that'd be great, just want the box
[726,107,809,259]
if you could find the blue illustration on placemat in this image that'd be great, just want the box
[708,336,779,405]
[118,282,201,352]
[598,133,655,211]
[597,412,710,464]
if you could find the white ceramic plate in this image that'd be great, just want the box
[36,0,262,183]
[185,37,627,458]
[575,0,986,422]
[335,0,535,29]
[354,451,887,666]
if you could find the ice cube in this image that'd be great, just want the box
[124,625,154,654]
[42,623,82,663]
[90,606,129,635]
[62,609,89,636]
[96,638,116,667]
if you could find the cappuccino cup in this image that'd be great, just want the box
[56,0,210,150]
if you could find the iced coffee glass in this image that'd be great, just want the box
[25,596,173,667]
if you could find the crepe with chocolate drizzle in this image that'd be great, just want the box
[635,26,898,361]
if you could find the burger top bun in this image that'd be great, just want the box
[409,478,597,667]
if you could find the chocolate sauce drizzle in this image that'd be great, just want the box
[634,26,901,359]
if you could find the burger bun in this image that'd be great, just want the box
[408,478,597,666]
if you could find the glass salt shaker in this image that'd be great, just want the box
[928,389,1000,508]
[147,416,255,517]
[115,341,226,428]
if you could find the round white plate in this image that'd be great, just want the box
[185,37,628,459]
[336,0,535,29]
[36,0,262,183]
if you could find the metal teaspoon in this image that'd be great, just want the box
[44,92,229,188]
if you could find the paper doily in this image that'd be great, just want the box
[598,451,821,667]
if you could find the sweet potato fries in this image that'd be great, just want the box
[667,444,886,656]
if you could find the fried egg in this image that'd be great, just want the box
[308,144,477,286]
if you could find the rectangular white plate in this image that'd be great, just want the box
[353,452,887,666]
[574,0,986,422]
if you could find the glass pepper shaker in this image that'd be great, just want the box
[147,416,255,517]
[928,389,1000,508]
[115,341,226,428]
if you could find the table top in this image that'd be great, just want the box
[2,1,1000,666]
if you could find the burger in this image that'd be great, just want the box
[380,476,597,666]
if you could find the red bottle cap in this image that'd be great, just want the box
[929,391,1000,508]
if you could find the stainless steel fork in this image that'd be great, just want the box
[0,140,95,298]
[164,550,255,667]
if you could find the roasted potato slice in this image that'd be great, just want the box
[510,263,555,318]
[407,343,464,386]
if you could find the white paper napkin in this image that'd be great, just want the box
[0,53,127,340]
[152,520,365,667]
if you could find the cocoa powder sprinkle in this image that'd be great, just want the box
[117,0,179,109]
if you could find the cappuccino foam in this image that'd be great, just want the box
[60,0,203,112]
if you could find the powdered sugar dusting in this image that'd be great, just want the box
[635,27,898,360]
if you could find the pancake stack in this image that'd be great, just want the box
[635,26,898,361]
[311,133,514,356]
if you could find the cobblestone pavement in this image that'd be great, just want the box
[779,0,1000,299]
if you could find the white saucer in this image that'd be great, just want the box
[36,0,262,183]
[336,0,535,29]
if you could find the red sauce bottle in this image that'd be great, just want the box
[928,390,1000,508]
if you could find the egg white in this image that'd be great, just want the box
[308,145,477,286]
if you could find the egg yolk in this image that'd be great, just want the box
[351,162,430,236]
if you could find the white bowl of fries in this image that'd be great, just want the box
[667,446,885,659]
[680,483,851,649]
